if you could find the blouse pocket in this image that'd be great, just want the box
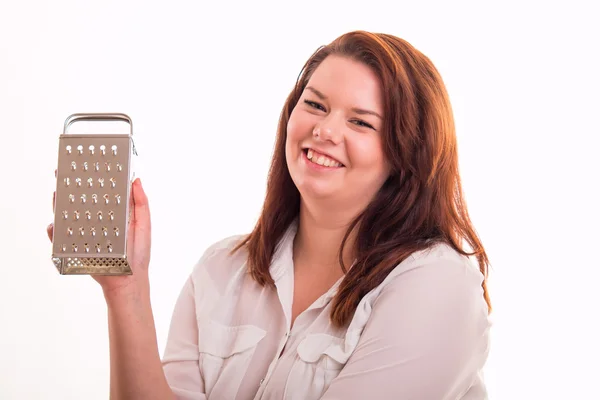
[198,320,266,398]
[285,333,350,400]
[296,333,348,370]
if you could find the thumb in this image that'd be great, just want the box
[131,178,151,240]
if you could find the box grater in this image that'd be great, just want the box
[52,113,137,275]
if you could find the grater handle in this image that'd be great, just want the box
[63,113,133,136]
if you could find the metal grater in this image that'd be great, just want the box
[51,113,137,275]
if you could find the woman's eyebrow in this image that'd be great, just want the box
[351,107,382,120]
[306,86,327,100]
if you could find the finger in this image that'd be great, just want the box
[132,178,151,237]
[53,169,57,214]
[126,178,152,268]
[47,223,53,242]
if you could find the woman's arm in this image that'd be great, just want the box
[104,282,176,400]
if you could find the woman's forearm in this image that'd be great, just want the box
[104,281,175,400]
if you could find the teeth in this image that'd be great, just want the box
[306,149,342,167]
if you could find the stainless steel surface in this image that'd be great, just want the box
[52,113,136,275]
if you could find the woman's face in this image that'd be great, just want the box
[286,55,390,210]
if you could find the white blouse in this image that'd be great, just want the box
[161,220,491,399]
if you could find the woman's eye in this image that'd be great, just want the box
[304,100,326,111]
[352,119,375,129]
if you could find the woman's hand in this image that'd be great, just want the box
[48,172,152,297]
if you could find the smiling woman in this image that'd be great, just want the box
[186,31,491,399]
[48,30,492,400]
[285,55,389,205]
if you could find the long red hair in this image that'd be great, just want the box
[233,31,491,328]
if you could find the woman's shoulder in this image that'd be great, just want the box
[358,242,487,317]
[346,241,490,339]
[393,241,484,281]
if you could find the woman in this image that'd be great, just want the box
[48,30,492,399]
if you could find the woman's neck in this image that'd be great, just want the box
[293,198,359,273]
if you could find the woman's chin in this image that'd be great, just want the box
[297,182,339,201]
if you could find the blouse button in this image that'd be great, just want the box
[260,378,265,385]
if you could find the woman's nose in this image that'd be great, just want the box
[313,122,342,144]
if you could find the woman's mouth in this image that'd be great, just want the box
[304,148,344,168]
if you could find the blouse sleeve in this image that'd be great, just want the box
[321,254,491,400]
[161,275,207,400]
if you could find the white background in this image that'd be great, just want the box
[1,0,598,399]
